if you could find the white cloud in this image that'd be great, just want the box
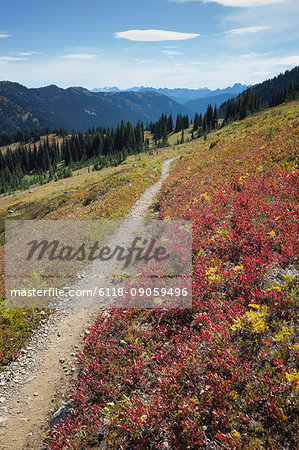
[0,33,11,38]
[205,0,285,5]
[115,29,200,41]
[62,53,97,60]
[161,50,184,55]
[16,51,42,56]
[0,56,28,61]
[174,0,286,6]
[241,52,261,57]
[241,52,271,58]
[253,71,271,75]
[278,55,299,65]
[123,56,150,65]
[227,26,271,34]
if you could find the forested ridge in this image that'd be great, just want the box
[0,121,145,194]
[219,66,299,122]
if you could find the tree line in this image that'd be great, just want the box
[0,120,145,195]
[269,81,299,107]
[147,105,219,147]
[219,67,299,123]
[0,127,67,148]
[147,112,190,144]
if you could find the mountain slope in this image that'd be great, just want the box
[219,66,299,117]
[0,95,46,133]
[0,82,191,132]
[245,66,299,106]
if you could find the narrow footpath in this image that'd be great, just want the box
[0,158,173,450]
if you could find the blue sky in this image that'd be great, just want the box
[0,0,298,89]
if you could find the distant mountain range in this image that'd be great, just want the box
[91,83,248,105]
[0,68,297,134]
[0,82,191,132]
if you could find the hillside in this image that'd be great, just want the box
[0,95,46,133]
[0,82,191,132]
[46,100,299,448]
[219,66,299,118]
[245,66,299,107]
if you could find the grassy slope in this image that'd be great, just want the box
[157,101,298,217]
[47,101,298,449]
[145,125,194,148]
[0,133,64,154]
[0,147,176,367]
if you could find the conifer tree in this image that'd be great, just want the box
[167,114,174,133]
[193,113,199,131]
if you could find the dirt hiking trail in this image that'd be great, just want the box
[0,158,173,449]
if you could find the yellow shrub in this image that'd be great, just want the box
[234,265,245,274]
[286,369,299,392]
[232,305,268,334]
[200,192,210,201]
[273,325,293,342]
[206,267,221,284]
